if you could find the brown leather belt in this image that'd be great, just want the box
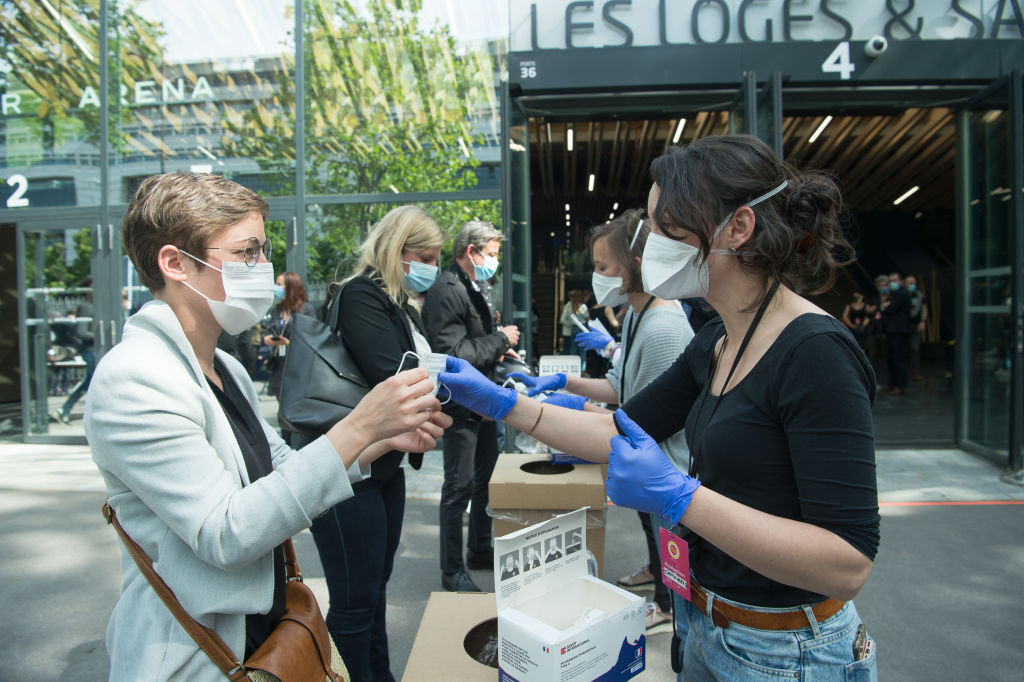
[690,582,845,631]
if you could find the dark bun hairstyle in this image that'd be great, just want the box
[649,134,852,301]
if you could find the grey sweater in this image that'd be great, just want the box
[606,303,694,471]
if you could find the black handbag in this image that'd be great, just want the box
[277,284,370,437]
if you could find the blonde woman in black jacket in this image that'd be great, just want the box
[290,205,444,682]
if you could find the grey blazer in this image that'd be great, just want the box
[85,300,361,681]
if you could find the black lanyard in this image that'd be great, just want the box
[686,279,781,480]
[620,296,655,399]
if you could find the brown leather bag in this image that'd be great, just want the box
[102,502,342,682]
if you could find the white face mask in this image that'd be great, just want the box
[179,250,275,334]
[640,180,788,300]
[395,350,450,403]
[592,272,628,307]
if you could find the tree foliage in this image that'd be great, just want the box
[221,0,502,285]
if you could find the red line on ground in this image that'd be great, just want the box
[879,500,1024,507]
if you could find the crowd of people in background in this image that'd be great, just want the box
[842,271,929,396]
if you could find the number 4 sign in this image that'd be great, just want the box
[821,42,855,81]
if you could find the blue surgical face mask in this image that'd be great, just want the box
[273,284,285,302]
[889,281,900,291]
[403,260,439,293]
[907,284,917,293]
[472,248,499,281]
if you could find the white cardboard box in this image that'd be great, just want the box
[495,508,646,682]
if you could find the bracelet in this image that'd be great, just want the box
[525,404,544,436]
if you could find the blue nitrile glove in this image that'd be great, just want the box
[438,356,518,420]
[575,328,614,353]
[507,371,566,397]
[606,408,701,524]
[540,393,587,411]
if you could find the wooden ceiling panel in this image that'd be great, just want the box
[528,106,955,245]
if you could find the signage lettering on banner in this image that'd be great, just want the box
[512,0,1024,51]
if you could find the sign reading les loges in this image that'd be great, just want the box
[511,0,1024,51]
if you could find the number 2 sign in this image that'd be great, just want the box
[6,174,30,208]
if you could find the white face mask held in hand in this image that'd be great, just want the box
[396,350,451,404]
[179,250,275,334]
[641,179,788,300]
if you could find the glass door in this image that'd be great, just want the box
[503,84,532,362]
[18,220,100,442]
[956,72,1024,473]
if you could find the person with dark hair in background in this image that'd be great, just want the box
[881,272,911,396]
[436,135,879,679]
[842,290,871,352]
[423,220,520,594]
[905,274,928,381]
[263,270,315,443]
[50,276,94,425]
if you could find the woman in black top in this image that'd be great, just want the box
[436,135,879,679]
[292,205,443,682]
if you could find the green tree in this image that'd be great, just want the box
[221,0,502,284]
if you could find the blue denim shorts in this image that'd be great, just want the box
[675,585,878,681]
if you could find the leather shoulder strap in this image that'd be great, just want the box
[102,502,255,680]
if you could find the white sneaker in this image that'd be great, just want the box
[645,601,672,635]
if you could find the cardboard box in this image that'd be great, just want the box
[403,592,497,682]
[495,509,646,682]
[489,453,607,576]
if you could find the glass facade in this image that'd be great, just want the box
[2,0,506,442]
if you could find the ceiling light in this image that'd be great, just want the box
[565,213,571,221]
[608,213,615,220]
[550,231,555,237]
[588,174,595,192]
[565,203,570,211]
[892,186,919,205]
[672,118,687,144]
[808,116,833,144]
[612,202,619,210]
[567,127,574,152]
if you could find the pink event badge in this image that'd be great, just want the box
[658,526,691,601]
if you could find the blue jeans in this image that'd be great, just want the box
[676,586,877,681]
[310,470,405,682]
[60,349,95,417]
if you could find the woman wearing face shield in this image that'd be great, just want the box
[436,135,879,680]
[84,173,450,681]
[289,205,445,682]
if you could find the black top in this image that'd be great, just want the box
[621,314,880,607]
[881,288,912,334]
[337,273,429,477]
[207,356,286,657]
[423,264,510,420]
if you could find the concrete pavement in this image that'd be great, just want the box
[2,432,1023,680]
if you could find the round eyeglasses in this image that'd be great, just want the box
[204,236,272,267]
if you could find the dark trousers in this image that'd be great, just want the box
[60,349,95,417]
[439,417,499,574]
[886,332,910,389]
[310,470,405,682]
[639,511,670,612]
